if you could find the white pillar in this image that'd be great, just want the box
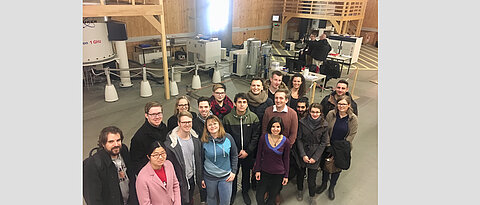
[114,41,133,87]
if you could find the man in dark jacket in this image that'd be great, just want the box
[320,79,358,116]
[130,101,169,176]
[223,93,261,205]
[165,111,203,205]
[84,126,136,205]
[304,32,331,67]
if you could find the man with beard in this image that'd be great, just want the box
[296,97,309,120]
[84,126,136,205]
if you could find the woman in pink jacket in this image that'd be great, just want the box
[136,141,181,205]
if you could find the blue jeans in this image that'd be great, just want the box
[204,175,233,205]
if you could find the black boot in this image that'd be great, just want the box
[315,182,327,194]
[328,185,335,200]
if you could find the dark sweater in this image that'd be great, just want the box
[253,134,291,178]
[331,112,349,141]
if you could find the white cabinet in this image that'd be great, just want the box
[327,35,363,64]
[186,39,221,64]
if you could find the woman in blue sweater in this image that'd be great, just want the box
[200,115,238,205]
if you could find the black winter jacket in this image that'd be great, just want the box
[129,120,168,175]
[83,145,136,205]
[305,39,331,61]
[331,140,351,170]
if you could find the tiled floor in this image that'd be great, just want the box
[83,42,378,205]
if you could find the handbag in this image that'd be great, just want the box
[323,154,342,173]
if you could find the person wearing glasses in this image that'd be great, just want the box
[316,95,358,200]
[136,141,181,205]
[167,96,198,133]
[164,111,204,205]
[84,126,136,205]
[295,103,329,205]
[130,101,169,176]
[209,83,234,120]
[200,115,238,205]
[320,79,358,116]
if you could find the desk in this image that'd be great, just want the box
[326,54,352,74]
[134,44,187,64]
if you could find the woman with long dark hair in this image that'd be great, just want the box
[288,73,307,113]
[253,117,291,205]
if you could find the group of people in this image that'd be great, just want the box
[83,69,358,205]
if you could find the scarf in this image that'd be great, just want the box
[198,111,213,124]
[246,90,268,107]
[209,95,234,118]
[305,114,323,132]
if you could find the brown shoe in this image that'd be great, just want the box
[275,194,282,205]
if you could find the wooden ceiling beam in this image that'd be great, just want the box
[83,5,163,17]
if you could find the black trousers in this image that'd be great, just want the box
[232,159,253,202]
[255,171,284,205]
[321,170,341,186]
[297,167,319,197]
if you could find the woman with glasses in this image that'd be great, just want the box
[136,141,181,205]
[253,117,291,205]
[200,115,238,205]
[316,95,358,200]
[295,103,329,204]
[167,96,197,133]
[288,73,308,113]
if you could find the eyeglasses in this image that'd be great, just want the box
[151,152,166,159]
[310,111,321,114]
[178,104,188,107]
[337,103,348,106]
[148,112,163,117]
[180,121,192,125]
[214,92,225,95]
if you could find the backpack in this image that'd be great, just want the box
[83,147,102,171]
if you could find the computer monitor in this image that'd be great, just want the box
[272,15,280,22]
